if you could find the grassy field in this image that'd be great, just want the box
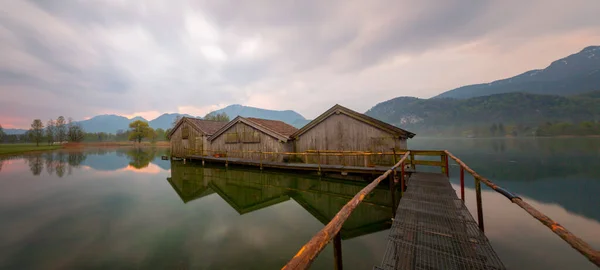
[0,144,63,155]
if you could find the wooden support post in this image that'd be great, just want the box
[460,166,465,202]
[475,178,484,232]
[363,154,368,167]
[409,152,415,170]
[392,148,397,165]
[317,151,321,175]
[444,153,450,177]
[400,163,405,196]
[333,233,343,270]
[183,158,186,164]
[390,170,396,217]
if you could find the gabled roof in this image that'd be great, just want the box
[208,116,298,142]
[291,104,415,139]
[246,118,298,137]
[168,117,228,138]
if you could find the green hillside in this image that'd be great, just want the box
[366,92,600,137]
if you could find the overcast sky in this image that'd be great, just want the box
[1,0,600,128]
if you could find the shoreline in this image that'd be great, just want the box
[0,141,170,157]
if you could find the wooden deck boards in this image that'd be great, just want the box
[187,155,391,175]
[376,172,505,270]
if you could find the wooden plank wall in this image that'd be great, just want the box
[209,122,287,162]
[170,119,204,158]
[294,113,407,166]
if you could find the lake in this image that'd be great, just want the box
[0,138,599,269]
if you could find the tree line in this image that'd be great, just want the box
[1,112,231,144]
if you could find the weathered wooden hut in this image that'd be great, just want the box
[207,116,298,162]
[290,104,415,166]
[168,117,228,158]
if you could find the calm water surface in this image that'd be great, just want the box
[0,138,599,269]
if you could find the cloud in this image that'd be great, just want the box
[1,0,600,127]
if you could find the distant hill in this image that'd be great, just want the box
[366,92,600,135]
[291,119,312,129]
[205,104,307,124]
[3,128,28,135]
[5,105,308,134]
[435,46,600,99]
[149,113,193,130]
[78,115,148,133]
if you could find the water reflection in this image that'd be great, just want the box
[167,161,397,240]
[125,148,157,169]
[21,152,87,177]
[4,147,169,177]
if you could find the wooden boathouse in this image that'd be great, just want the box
[291,104,415,166]
[168,117,227,158]
[206,116,298,162]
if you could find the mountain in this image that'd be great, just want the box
[149,113,193,130]
[435,46,600,99]
[205,104,307,125]
[365,92,600,135]
[78,115,148,133]
[3,128,28,135]
[291,119,312,129]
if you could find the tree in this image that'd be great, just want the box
[45,119,55,145]
[498,123,505,136]
[172,115,182,128]
[490,123,498,136]
[128,120,152,143]
[204,112,230,122]
[148,128,157,143]
[165,128,172,140]
[155,128,165,141]
[56,116,66,142]
[0,124,5,142]
[67,118,85,142]
[29,119,44,146]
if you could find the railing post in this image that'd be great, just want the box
[260,151,263,170]
[460,166,465,202]
[444,153,449,177]
[317,151,321,175]
[333,233,343,270]
[400,162,405,196]
[475,178,485,232]
[409,152,415,170]
[390,170,396,217]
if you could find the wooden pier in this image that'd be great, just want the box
[187,154,391,175]
[376,172,504,270]
[282,150,600,270]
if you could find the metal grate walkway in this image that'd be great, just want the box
[376,172,505,270]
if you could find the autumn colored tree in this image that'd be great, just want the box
[128,120,153,143]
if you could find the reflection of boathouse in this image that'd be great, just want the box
[167,162,397,239]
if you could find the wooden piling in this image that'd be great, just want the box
[333,233,343,270]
